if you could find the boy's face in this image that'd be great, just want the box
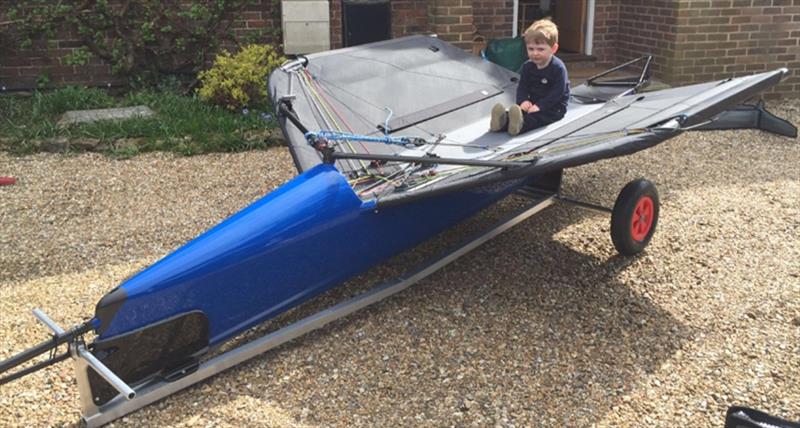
[526,40,558,68]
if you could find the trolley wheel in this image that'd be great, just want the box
[610,178,659,256]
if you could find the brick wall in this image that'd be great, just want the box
[474,0,515,40]
[0,1,280,91]
[3,0,799,97]
[0,2,121,90]
[393,1,430,38]
[668,0,799,97]
[616,1,679,80]
[591,0,621,68]
[428,0,475,49]
[330,0,343,49]
[587,0,798,97]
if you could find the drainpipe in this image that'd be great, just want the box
[585,0,595,55]
[512,0,519,37]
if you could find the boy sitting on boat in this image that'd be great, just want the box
[490,19,570,136]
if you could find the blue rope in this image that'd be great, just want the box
[305,130,426,147]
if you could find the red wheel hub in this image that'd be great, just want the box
[630,196,654,241]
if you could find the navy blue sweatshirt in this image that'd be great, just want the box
[516,56,570,114]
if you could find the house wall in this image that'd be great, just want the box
[590,0,799,98]
[330,0,473,50]
[393,1,431,38]
[331,1,344,49]
[428,0,476,49]
[590,0,621,67]
[667,0,799,97]
[473,0,515,40]
[616,0,679,79]
[0,0,279,91]
[2,0,798,97]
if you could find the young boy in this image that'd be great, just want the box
[489,19,570,136]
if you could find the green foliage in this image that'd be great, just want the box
[31,86,117,115]
[36,73,50,89]
[198,44,286,111]
[62,47,93,66]
[0,86,279,156]
[1,1,282,86]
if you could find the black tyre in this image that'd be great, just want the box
[610,178,659,256]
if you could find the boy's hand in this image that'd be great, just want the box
[520,100,534,112]
[528,104,541,113]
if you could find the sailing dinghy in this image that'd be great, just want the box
[1,35,795,426]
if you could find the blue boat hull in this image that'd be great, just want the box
[93,164,529,348]
[84,163,531,403]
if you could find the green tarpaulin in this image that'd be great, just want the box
[483,37,527,73]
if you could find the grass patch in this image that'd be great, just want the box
[0,86,279,156]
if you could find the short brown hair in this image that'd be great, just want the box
[523,18,558,47]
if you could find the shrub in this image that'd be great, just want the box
[198,44,285,111]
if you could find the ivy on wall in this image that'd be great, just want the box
[2,0,281,84]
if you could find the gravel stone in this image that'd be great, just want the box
[0,99,798,427]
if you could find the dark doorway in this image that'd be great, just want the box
[342,0,391,47]
[552,0,586,53]
[517,0,587,54]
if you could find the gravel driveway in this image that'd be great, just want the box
[0,100,798,427]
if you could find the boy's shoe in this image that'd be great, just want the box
[489,103,508,132]
[508,105,523,136]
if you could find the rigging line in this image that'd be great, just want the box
[578,77,749,136]
[304,76,650,171]
[364,154,494,197]
[312,73,655,156]
[507,132,628,162]
[302,71,359,134]
[301,72,360,156]
[535,131,632,155]
[311,76,388,127]
[509,128,639,146]
[298,72,361,173]
[349,173,395,187]
[425,140,497,151]
[301,72,372,173]
[316,78,468,137]
[338,52,509,87]
[503,103,638,157]
[405,172,454,192]
[313,75,473,142]
[300,71,347,137]
[297,71,332,128]
[312,75,460,140]
[318,72,643,154]
[356,168,408,196]
[382,165,420,195]
[404,165,493,193]
[434,128,637,154]
[297,76,329,135]
[390,153,491,193]
[336,137,497,151]
[302,69,372,154]
[301,72,380,175]
[300,78,496,151]
[321,126,641,170]
[310,74,466,159]
[423,134,443,155]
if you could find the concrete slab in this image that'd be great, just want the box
[57,106,155,128]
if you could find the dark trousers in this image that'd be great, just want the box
[519,108,565,134]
